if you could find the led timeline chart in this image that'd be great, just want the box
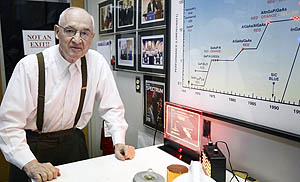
[169,0,300,140]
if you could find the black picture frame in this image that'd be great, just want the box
[143,75,165,132]
[138,29,166,74]
[138,0,168,29]
[99,0,114,34]
[115,33,136,71]
[116,0,137,32]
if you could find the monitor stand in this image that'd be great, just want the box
[158,139,200,164]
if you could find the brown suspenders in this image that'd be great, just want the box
[74,55,87,127]
[36,52,87,132]
[36,52,45,131]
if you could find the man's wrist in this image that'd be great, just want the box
[23,159,38,172]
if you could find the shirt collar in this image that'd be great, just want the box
[54,46,81,73]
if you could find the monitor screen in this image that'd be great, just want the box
[168,0,300,141]
[164,102,203,153]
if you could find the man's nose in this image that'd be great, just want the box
[72,31,82,43]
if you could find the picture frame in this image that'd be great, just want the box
[115,33,136,71]
[138,0,168,29]
[138,29,166,74]
[116,0,136,32]
[99,0,114,34]
[143,75,165,132]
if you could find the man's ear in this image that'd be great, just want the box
[54,25,59,40]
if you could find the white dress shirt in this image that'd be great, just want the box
[0,45,128,169]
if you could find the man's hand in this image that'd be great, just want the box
[23,159,60,182]
[114,143,135,161]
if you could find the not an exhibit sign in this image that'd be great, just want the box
[22,30,55,55]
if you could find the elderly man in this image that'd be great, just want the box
[0,7,135,182]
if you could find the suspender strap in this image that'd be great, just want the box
[36,52,45,131]
[36,53,88,132]
[74,56,87,127]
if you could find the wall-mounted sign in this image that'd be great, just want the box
[22,30,55,55]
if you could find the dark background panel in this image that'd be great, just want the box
[0,0,70,84]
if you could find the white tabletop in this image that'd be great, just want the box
[40,145,242,182]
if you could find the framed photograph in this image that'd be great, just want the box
[144,75,165,132]
[116,33,136,70]
[116,0,136,32]
[138,0,168,28]
[138,29,166,74]
[99,0,114,34]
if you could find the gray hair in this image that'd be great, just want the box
[58,7,95,31]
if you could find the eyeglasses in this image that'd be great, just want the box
[56,24,92,40]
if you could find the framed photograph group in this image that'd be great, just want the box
[138,0,167,29]
[116,0,136,32]
[99,0,114,34]
[138,29,166,74]
[115,33,136,70]
[99,0,168,34]
[98,0,168,75]
[143,75,165,132]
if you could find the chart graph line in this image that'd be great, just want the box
[281,42,300,102]
[216,19,293,62]
[183,17,299,105]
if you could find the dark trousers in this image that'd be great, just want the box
[9,128,89,182]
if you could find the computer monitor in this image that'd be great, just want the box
[158,102,203,164]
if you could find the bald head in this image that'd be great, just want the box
[55,7,95,63]
[58,7,95,32]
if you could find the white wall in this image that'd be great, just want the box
[85,0,300,181]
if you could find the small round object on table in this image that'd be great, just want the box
[133,169,165,182]
[167,164,189,182]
